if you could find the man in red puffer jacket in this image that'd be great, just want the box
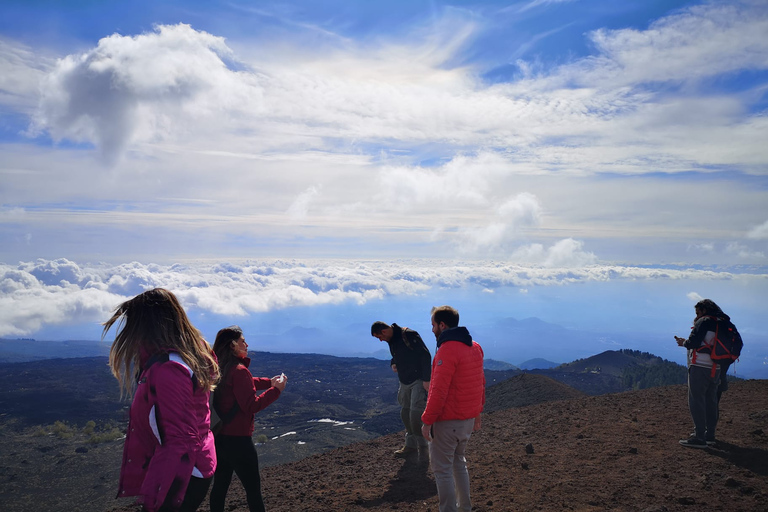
[421,305,485,512]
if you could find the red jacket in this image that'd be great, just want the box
[422,327,485,425]
[118,352,216,512]
[213,356,281,436]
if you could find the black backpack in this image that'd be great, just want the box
[209,384,240,435]
[697,316,743,364]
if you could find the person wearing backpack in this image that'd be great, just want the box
[371,320,432,460]
[675,299,741,448]
[209,326,286,512]
[104,288,220,512]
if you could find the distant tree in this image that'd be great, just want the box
[621,360,686,390]
[255,434,269,444]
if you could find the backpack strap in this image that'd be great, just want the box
[401,328,413,349]
[212,387,241,424]
[137,352,170,383]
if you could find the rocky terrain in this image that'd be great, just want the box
[2,353,764,512]
[99,378,768,512]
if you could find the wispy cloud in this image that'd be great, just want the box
[0,2,765,267]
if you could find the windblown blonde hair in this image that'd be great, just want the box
[103,288,219,397]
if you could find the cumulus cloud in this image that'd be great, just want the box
[455,192,543,253]
[507,238,596,268]
[31,24,259,164]
[687,291,704,303]
[0,258,754,337]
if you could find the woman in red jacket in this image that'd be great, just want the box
[209,325,287,512]
[104,288,219,512]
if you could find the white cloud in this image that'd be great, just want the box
[287,186,321,220]
[516,0,576,14]
[725,242,765,260]
[543,238,597,267]
[30,24,259,164]
[0,206,26,218]
[1,258,757,337]
[748,219,768,240]
[506,238,596,268]
[687,291,703,303]
[0,4,766,267]
[0,38,53,111]
[583,2,768,88]
[22,3,768,175]
[454,192,543,253]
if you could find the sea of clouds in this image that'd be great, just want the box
[0,257,758,338]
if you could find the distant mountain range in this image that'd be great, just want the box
[5,314,767,380]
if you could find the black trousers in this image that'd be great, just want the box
[210,435,265,512]
[146,475,212,512]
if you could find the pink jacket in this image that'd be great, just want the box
[422,327,485,425]
[118,352,216,512]
[214,356,281,436]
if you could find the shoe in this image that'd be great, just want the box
[394,446,417,458]
[690,432,717,446]
[679,437,708,449]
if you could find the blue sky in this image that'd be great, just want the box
[1,1,767,375]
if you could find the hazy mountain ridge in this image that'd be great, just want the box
[518,357,560,369]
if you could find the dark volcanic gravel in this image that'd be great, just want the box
[106,379,768,512]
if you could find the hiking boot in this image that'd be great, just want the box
[679,437,708,449]
[394,446,417,458]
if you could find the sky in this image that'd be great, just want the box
[1,1,767,375]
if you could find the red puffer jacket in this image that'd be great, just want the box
[422,327,485,425]
[213,357,281,436]
[118,351,216,512]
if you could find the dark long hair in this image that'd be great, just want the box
[103,288,219,397]
[212,325,244,381]
[695,299,726,318]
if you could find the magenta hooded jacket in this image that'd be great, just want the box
[117,352,216,512]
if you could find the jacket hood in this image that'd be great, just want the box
[696,313,731,325]
[437,326,473,348]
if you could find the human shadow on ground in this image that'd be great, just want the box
[358,454,436,508]
[706,441,768,476]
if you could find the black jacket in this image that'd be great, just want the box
[388,323,432,385]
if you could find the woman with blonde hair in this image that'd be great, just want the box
[104,288,219,512]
